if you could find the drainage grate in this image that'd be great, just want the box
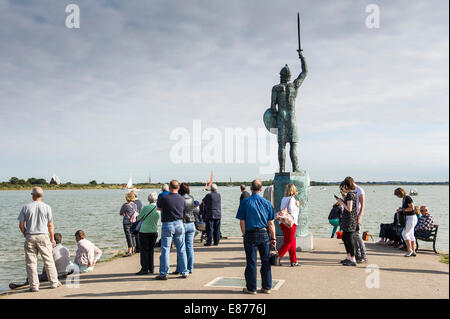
[205,277,285,290]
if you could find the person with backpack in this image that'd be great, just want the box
[135,192,160,275]
[328,202,343,238]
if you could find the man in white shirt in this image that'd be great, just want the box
[344,177,367,263]
[74,230,102,273]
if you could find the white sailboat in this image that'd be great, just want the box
[123,175,132,190]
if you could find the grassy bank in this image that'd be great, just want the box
[1,181,448,191]
[440,255,449,264]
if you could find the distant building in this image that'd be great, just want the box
[50,174,61,185]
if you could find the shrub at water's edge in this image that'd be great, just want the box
[440,255,449,264]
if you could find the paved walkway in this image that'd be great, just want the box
[2,237,448,299]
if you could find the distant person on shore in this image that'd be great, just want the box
[155,180,189,280]
[202,184,222,246]
[336,181,358,266]
[174,183,196,275]
[9,233,73,290]
[236,179,276,294]
[394,187,417,257]
[157,184,170,209]
[17,187,61,292]
[120,192,138,257]
[135,192,160,275]
[415,206,435,238]
[277,184,300,267]
[132,189,143,253]
[240,184,250,202]
[344,177,367,263]
[74,230,102,273]
[328,202,343,238]
[194,201,206,242]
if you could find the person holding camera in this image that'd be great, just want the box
[394,188,417,257]
[336,180,358,266]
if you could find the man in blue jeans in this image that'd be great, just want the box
[155,180,189,280]
[236,179,276,295]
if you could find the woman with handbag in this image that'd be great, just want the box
[277,184,300,267]
[120,191,138,257]
[394,188,417,257]
[135,192,160,275]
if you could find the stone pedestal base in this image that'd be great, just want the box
[273,171,309,237]
[276,233,314,252]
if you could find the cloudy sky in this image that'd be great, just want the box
[0,0,448,184]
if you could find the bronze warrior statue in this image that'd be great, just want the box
[266,51,307,173]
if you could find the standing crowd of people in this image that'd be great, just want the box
[120,180,222,280]
[14,177,436,295]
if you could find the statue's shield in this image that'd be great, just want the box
[263,108,277,134]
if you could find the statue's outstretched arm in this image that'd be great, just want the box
[294,52,307,88]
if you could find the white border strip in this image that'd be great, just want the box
[204,277,285,291]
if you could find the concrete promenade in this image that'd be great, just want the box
[2,237,448,299]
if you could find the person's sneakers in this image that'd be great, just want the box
[340,259,349,264]
[171,271,180,275]
[9,283,22,290]
[356,258,368,264]
[342,259,357,266]
[181,274,189,279]
[204,243,212,247]
[260,288,271,294]
[290,262,300,267]
[51,282,62,289]
[404,252,414,257]
[29,288,39,292]
[136,269,149,275]
[412,252,417,257]
[242,287,257,295]
[154,275,168,280]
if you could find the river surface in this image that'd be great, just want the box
[0,185,448,292]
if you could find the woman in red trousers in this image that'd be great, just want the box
[278,184,300,266]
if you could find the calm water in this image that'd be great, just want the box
[0,185,448,292]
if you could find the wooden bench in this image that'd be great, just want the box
[416,225,439,254]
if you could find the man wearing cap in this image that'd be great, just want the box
[18,187,61,292]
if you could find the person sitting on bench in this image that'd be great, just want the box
[415,206,435,238]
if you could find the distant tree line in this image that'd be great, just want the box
[5,177,48,186]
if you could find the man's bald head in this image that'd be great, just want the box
[250,179,263,193]
[31,187,44,200]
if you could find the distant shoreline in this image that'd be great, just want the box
[0,181,448,191]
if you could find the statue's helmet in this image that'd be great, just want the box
[280,64,291,79]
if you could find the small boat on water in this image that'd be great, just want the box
[123,176,133,190]
[409,188,418,196]
[204,171,213,191]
